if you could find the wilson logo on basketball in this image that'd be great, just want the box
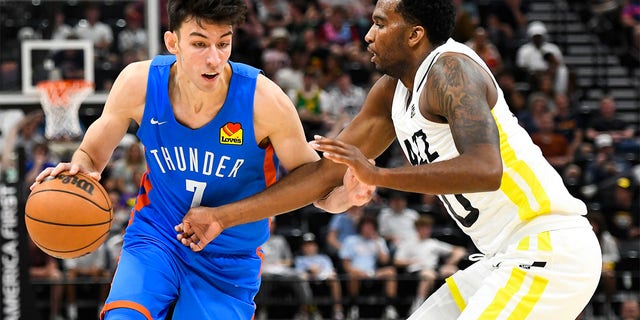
[220,122,243,145]
[57,174,95,195]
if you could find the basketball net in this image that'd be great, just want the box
[36,79,93,141]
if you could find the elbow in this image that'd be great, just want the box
[484,162,503,191]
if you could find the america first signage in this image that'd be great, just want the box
[1,177,39,319]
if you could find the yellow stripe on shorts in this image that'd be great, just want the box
[507,274,549,320]
[479,267,526,319]
[445,277,466,312]
[479,267,550,319]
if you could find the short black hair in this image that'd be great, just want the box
[395,0,455,46]
[357,215,378,233]
[167,0,247,31]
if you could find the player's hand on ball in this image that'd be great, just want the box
[31,162,101,190]
[175,206,223,252]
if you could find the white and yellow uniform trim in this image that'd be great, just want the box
[395,39,602,319]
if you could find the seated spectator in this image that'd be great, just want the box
[515,21,564,84]
[324,71,367,138]
[586,212,620,306]
[1,110,45,168]
[261,27,291,79]
[110,141,146,203]
[517,92,550,134]
[63,243,111,320]
[600,176,640,240]
[542,51,572,96]
[74,4,113,56]
[584,134,632,185]
[295,233,345,320]
[620,296,640,320]
[257,218,318,320]
[28,237,65,320]
[621,0,640,56]
[377,191,419,255]
[339,215,399,320]
[496,70,526,117]
[316,5,360,52]
[326,205,364,258]
[530,112,573,172]
[465,27,503,75]
[585,95,639,156]
[452,0,479,44]
[552,92,584,156]
[117,5,148,56]
[288,68,332,141]
[24,142,57,192]
[394,215,466,315]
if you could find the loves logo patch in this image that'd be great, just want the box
[220,122,243,145]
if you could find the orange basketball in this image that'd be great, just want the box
[25,171,113,259]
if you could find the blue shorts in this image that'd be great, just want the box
[101,238,262,320]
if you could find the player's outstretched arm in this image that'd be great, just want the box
[31,61,149,187]
[176,75,398,251]
[312,53,502,195]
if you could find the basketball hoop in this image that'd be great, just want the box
[36,79,93,141]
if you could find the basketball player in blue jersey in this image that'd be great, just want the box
[31,0,373,319]
[177,0,603,319]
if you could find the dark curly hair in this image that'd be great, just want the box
[167,0,247,31]
[395,0,456,46]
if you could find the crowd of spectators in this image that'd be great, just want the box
[0,1,638,319]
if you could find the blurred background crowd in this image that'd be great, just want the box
[0,0,638,319]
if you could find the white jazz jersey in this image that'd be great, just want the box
[391,38,587,255]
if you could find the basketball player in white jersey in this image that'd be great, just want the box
[176,0,601,318]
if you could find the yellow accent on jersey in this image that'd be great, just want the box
[538,231,552,252]
[494,116,552,220]
[517,236,530,251]
[446,277,467,312]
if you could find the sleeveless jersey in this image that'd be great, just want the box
[128,55,279,255]
[391,39,586,255]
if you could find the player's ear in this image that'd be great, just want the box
[408,25,425,48]
[164,30,178,54]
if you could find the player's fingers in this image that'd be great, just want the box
[49,163,73,177]
[87,171,101,181]
[190,242,203,252]
[34,167,55,184]
[174,223,183,232]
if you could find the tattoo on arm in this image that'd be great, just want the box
[428,55,500,152]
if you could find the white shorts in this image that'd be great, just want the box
[408,224,602,320]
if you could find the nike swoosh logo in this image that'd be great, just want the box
[150,118,167,125]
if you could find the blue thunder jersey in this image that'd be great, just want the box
[128,55,279,255]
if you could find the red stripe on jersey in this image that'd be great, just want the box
[133,171,153,213]
[263,144,277,187]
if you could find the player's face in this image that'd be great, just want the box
[364,0,412,78]
[165,17,233,91]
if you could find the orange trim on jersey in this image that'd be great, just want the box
[256,246,265,277]
[263,144,278,187]
[100,300,153,320]
[133,171,153,213]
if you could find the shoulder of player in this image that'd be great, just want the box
[254,74,292,110]
[427,52,488,90]
[104,60,150,119]
[118,60,152,84]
